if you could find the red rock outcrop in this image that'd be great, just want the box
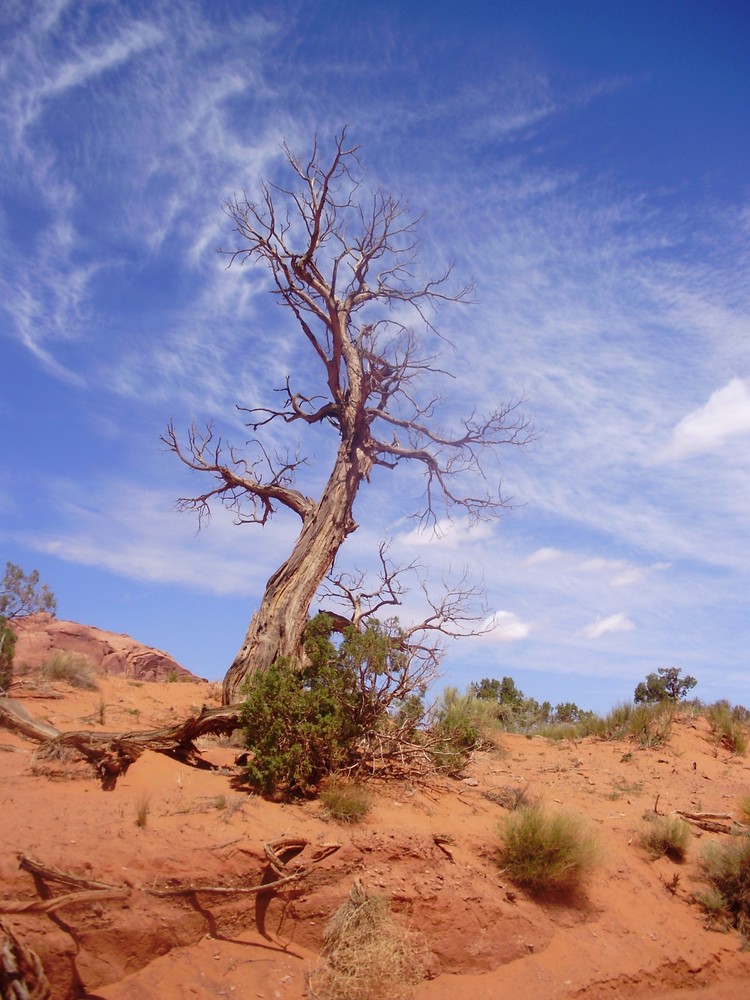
[10,613,198,682]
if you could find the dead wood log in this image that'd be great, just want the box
[0,701,59,744]
[1,917,51,1000]
[18,855,123,894]
[29,705,244,790]
[0,890,130,915]
[675,811,732,821]
[675,810,735,834]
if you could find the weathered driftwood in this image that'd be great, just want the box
[0,701,59,744]
[1,916,51,1000]
[675,810,736,834]
[0,701,244,790]
[29,704,244,789]
[18,855,123,894]
[0,890,130,915]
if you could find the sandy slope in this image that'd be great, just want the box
[2,670,750,999]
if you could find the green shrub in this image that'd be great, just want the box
[584,701,673,746]
[239,655,360,797]
[706,702,748,755]
[737,795,750,825]
[0,618,16,692]
[320,780,372,823]
[699,836,750,933]
[638,814,691,861]
[310,881,426,1000]
[498,804,599,893]
[239,614,422,798]
[634,667,697,704]
[40,651,98,690]
[536,721,581,741]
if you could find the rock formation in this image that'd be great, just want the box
[10,614,198,683]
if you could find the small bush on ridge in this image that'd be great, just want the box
[706,702,748,755]
[698,837,750,934]
[638,814,691,861]
[498,804,599,894]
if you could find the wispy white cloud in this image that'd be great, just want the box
[396,517,496,550]
[16,479,299,598]
[481,609,532,641]
[523,546,563,566]
[656,378,750,461]
[582,612,635,639]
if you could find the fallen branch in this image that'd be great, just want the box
[144,838,340,899]
[675,811,732,821]
[1,916,51,1000]
[0,700,59,744]
[145,871,308,897]
[0,889,130,915]
[18,854,123,893]
[29,704,244,789]
[675,810,735,834]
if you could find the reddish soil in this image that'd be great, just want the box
[2,667,750,998]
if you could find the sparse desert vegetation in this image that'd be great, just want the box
[4,618,750,998]
[698,837,750,934]
[320,780,372,823]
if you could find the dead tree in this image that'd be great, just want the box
[164,129,531,704]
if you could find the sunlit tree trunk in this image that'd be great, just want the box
[222,440,372,702]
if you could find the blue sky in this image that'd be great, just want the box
[2,0,749,711]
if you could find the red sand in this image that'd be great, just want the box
[2,670,750,998]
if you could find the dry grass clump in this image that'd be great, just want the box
[580,700,673,747]
[310,881,427,1000]
[134,793,151,828]
[40,651,98,690]
[483,784,533,811]
[498,804,599,894]
[638,814,691,861]
[737,795,750,825]
[320,779,371,823]
[697,836,750,934]
[706,702,748,755]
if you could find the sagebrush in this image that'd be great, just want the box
[638,814,691,861]
[498,804,599,893]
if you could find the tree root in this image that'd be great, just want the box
[144,838,340,898]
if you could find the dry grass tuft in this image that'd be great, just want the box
[638,814,691,861]
[320,779,371,823]
[309,881,427,1000]
[40,651,99,690]
[134,793,151,828]
[698,836,750,934]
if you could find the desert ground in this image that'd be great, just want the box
[2,657,750,999]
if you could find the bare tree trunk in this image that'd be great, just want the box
[222,443,370,704]
[164,133,531,705]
